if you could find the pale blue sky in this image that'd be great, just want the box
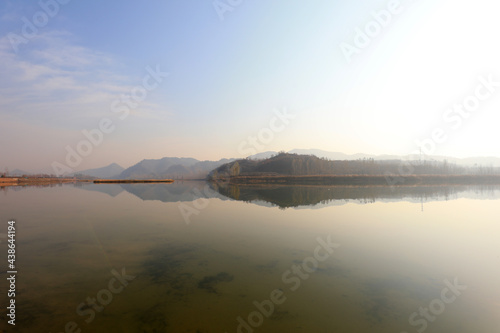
[1,0,500,173]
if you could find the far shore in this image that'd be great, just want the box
[213,174,500,186]
[0,177,176,187]
[0,177,86,187]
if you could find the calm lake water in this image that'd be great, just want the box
[1,182,499,332]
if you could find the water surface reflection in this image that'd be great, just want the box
[0,183,498,332]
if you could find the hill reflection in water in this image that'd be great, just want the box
[77,181,500,209]
[211,183,500,209]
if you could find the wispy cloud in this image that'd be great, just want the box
[0,31,168,130]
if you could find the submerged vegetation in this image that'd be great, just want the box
[197,272,234,293]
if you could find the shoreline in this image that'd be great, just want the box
[0,177,87,187]
[214,174,500,186]
[93,179,174,184]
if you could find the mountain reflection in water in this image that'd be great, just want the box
[76,181,500,209]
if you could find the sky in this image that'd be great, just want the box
[1,0,500,173]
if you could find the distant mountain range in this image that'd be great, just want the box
[13,149,500,179]
[74,149,500,179]
[77,157,236,180]
[116,157,235,179]
[73,163,125,179]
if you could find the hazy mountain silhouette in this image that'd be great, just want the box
[73,163,125,178]
[118,157,235,179]
[65,149,500,181]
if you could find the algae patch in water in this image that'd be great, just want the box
[197,272,234,293]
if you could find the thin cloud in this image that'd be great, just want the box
[0,31,169,129]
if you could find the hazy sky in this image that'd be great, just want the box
[1,0,500,173]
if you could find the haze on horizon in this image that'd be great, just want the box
[1,0,500,173]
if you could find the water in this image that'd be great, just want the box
[0,182,499,332]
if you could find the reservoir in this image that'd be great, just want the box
[0,182,498,332]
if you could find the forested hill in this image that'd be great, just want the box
[208,152,499,179]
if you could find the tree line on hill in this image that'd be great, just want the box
[208,152,500,179]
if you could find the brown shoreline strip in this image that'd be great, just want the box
[223,174,500,186]
[93,179,174,184]
[0,178,79,186]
